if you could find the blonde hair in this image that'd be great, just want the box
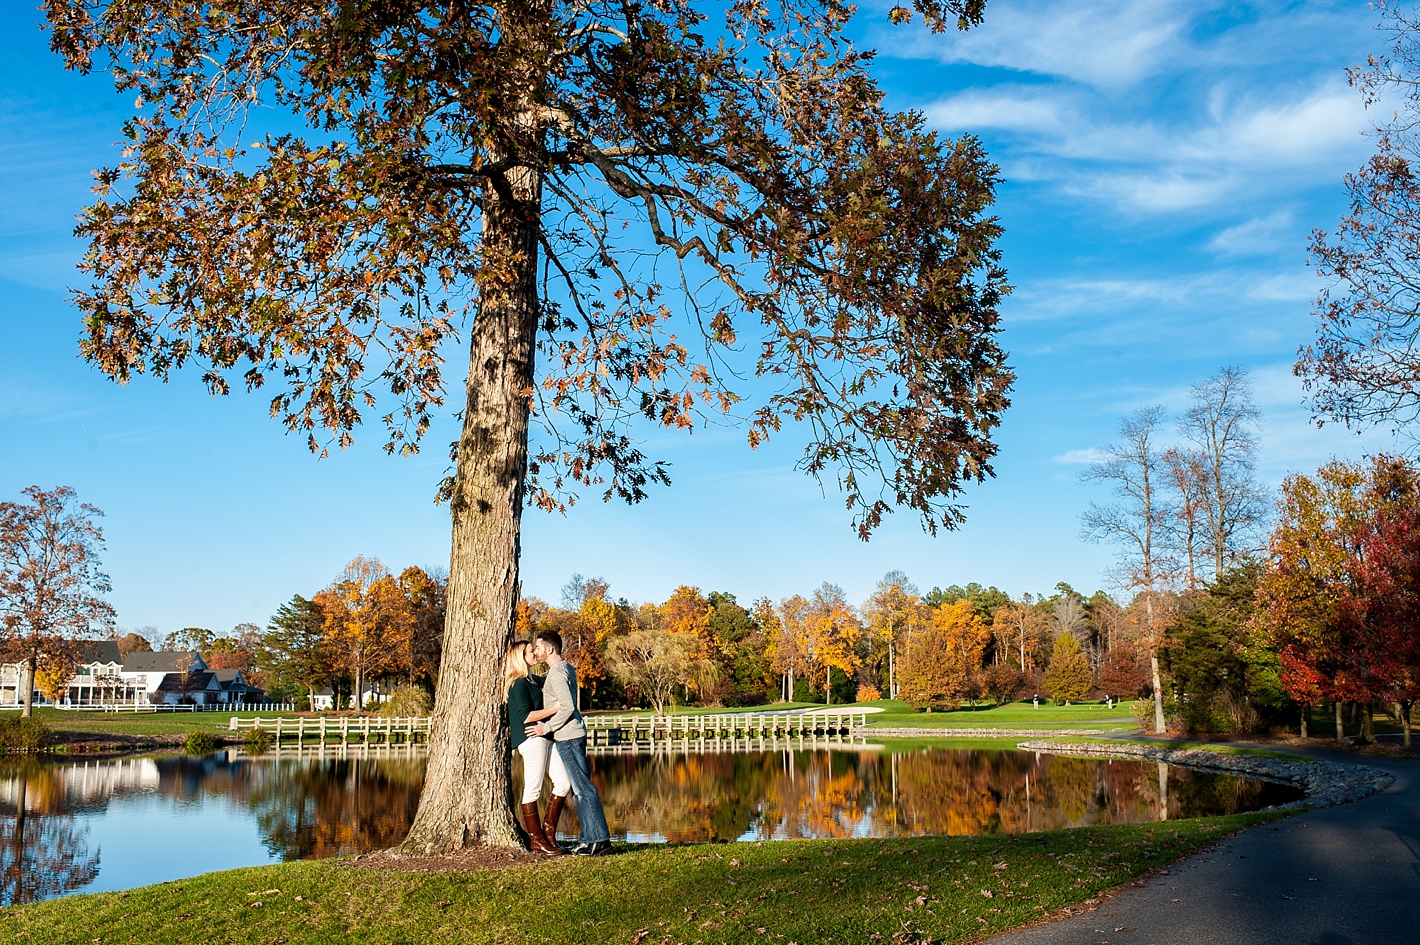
[503,640,531,699]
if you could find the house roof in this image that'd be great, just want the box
[121,651,205,672]
[154,671,215,692]
[208,669,262,692]
[79,641,123,665]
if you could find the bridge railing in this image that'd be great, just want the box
[229,715,430,742]
[583,710,868,745]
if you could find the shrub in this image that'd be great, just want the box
[982,663,1025,705]
[378,685,433,718]
[855,684,882,702]
[183,731,218,755]
[244,727,274,753]
[0,716,51,753]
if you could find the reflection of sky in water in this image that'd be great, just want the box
[3,747,1302,902]
[77,794,277,894]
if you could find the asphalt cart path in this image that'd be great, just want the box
[985,745,1419,945]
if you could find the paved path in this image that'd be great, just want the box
[986,745,1419,945]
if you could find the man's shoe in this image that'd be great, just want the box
[573,839,611,856]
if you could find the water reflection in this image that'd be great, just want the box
[0,760,100,905]
[0,745,1300,902]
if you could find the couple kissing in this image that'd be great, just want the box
[504,630,612,857]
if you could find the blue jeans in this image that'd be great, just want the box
[554,736,610,844]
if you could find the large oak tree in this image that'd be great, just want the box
[44,0,1012,852]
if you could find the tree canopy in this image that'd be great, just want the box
[46,0,1011,534]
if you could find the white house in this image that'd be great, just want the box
[1,647,267,708]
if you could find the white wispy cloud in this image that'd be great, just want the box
[907,0,1192,90]
[929,80,1370,212]
[1209,211,1295,256]
[1052,447,1105,464]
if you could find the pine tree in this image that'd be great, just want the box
[1043,632,1092,705]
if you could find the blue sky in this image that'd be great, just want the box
[0,0,1402,637]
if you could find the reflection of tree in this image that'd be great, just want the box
[549,753,772,843]
[0,760,99,904]
[247,757,422,859]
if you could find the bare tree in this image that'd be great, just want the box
[1081,407,1174,733]
[1162,447,1208,590]
[993,594,1045,673]
[1180,368,1267,580]
[0,487,116,717]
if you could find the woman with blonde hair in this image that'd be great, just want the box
[505,639,571,855]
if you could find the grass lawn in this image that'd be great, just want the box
[4,812,1287,945]
[862,699,1139,731]
[585,703,824,718]
[33,707,302,740]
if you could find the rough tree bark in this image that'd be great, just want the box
[399,157,542,855]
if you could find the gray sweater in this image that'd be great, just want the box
[541,661,587,742]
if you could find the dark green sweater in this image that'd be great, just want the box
[507,676,544,750]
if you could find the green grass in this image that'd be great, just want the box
[34,707,301,740]
[584,703,823,718]
[4,813,1288,944]
[862,698,1139,731]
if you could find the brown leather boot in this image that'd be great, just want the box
[541,793,569,854]
[520,802,560,855]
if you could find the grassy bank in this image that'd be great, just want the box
[32,707,302,748]
[862,699,1138,731]
[6,813,1286,944]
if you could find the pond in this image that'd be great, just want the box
[0,745,1301,904]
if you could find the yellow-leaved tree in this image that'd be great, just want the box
[898,599,990,711]
[801,583,862,705]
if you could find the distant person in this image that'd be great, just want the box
[527,630,612,856]
[1106,695,1113,710]
[1033,694,1039,710]
[503,639,569,856]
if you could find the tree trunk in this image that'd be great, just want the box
[1299,703,1308,739]
[353,661,364,713]
[787,669,794,703]
[1149,652,1165,734]
[399,156,542,856]
[888,641,895,700]
[1335,700,1345,741]
[1402,701,1412,748]
[19,660,33,718]
[825,666,831,705]
[1362,703,1375,744]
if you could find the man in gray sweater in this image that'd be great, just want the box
[527,630,611,855]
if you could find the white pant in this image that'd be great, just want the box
[517,736,572,804]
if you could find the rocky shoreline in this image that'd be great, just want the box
[1016,740,1396,809]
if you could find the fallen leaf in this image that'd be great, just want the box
[980,890,993,899]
